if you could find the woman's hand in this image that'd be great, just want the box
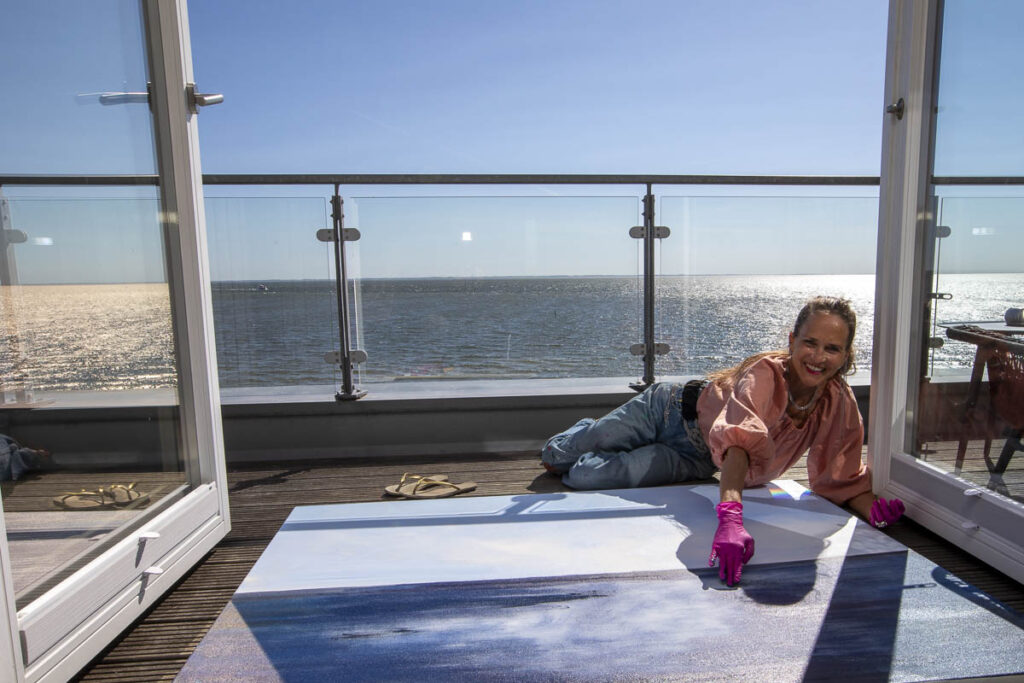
[848,492,905,528]
[709,501,755,585]
[869,497,905,528]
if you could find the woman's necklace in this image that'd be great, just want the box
[787,388,816,412]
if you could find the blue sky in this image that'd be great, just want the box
[1,1,1022,282]
[187,0,888,176]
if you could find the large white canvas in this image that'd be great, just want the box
[179,480,1024,682]
[239,481,904,595]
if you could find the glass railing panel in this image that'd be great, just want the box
[655,195,879,378]
[347,194,641,383]
[0,191,187,607]
[204,196,338,390]
[915,194,1024,503]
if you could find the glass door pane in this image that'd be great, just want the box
[0,3,157,175]
[0,0,193,609]
[915,195,1024,502]
[1,192,189,608]
[1,1,228,676]
[886,0,1024,582]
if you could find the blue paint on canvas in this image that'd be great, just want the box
[179,554,1024,682]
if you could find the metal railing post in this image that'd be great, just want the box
[330,185,366,400]
[630,184,658,391]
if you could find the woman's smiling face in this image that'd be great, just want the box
[787,311,852,394]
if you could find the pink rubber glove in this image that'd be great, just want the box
[708,501,755,586]
[869,497,905,529]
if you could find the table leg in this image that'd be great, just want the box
[955,346,988,474]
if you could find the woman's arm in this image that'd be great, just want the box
[710,446,755,586]
[846,491,874,520]
[719,446,749,502]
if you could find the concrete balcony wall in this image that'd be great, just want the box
[0,376,879,469]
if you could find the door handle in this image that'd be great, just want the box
[187,83,224,113]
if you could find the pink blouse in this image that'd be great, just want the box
[696,355,872,505]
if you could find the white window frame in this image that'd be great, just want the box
[0,1,230,680]
[872,0,1024,584]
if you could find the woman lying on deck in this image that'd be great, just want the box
[541,295,904,586]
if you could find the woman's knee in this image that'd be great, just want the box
[563,452,628,490]
[543,418,595,452]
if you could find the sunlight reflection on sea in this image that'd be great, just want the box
[1,274,1018,392]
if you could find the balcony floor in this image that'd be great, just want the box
[55,448,1024,681]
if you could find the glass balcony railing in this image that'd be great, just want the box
[12,179,1019,409]
[348,194,642,383]
[204,196,339,389]
[3,175,890,402]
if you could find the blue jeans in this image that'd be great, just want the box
[541,382,717,490]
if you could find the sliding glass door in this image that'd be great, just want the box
[872,0,1024,583]
[0,2,229,681]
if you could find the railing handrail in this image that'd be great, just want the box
[931,176,1024,185]
[8,173,1024,186]
[2,173,882,186]
[203,174,884,186]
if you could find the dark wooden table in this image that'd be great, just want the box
[942,322,1024,472]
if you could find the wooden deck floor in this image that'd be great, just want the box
[51,450,1023,681]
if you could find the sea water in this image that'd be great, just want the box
[1,274,1019,392]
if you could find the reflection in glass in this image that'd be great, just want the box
[1,193,186,608]
[656,196,878,377]
[204,197,337,389]
[0,1,156,175]
[348,195,641,382]
[915,196,1024,504]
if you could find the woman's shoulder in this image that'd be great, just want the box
[819,377,861,425]
[824,375,857,402]
[743,354,787,381]
[728,354,788,404]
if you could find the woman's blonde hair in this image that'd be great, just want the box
[706,296,857,386]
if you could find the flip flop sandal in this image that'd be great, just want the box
[53,488,117,510]
[108,482,150,508]
[384,473,449,497]
[396,477,477,499]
